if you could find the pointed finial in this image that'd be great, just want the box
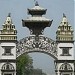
[35,1,39,6]
[63,13,66,17]
[8,13,11,17]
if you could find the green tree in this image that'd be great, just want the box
[16,54,33,75]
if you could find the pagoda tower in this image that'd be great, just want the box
[55,14,74,75]
[0,13,17,75]
[22,1,53,36]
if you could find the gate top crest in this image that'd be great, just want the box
[16,1,57,59]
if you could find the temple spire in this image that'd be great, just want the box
[56,14,73,42]
[0,14,17,41]
[4,13,12,25]
[35,1,39,6]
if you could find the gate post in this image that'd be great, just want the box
[0,13,17,75]
[55,14,74,75]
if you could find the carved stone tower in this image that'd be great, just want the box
[55,14,74,75]
[0,13,17,75]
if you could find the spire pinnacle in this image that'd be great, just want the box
[35,1,39,6]
[63,13,66,17]
[8,13,11,17]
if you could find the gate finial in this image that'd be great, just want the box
[63,13,66,17]
[8,13,11,17]
[34,0,39,6]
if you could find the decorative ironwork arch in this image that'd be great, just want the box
[16,36,58,59]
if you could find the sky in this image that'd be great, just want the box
[0,0,74,75]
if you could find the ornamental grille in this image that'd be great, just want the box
[16,36,57,59]
[1,63,14,71]
[59,63,73,71]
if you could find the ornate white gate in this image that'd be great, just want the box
[0,1,74,75]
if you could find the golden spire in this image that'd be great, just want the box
[35,1,39,6]
[56,14,73,42]
[8,13,11,17]
[0,14,17,41]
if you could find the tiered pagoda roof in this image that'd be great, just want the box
[22,1,53,35]
[56,13,73,42]
[0,13,17,41]
[28,1,47,15]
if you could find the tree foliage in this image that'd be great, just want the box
[16,54,33,75]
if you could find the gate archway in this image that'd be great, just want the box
[16,36,57,59]
[16,2,58,74]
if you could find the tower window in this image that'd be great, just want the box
[63,48,69,55]
[60,47,72,56]
[4,47,11,55]
[5,47,11,54]
[2,47,13,55]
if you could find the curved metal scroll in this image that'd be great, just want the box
[16,36,58,59]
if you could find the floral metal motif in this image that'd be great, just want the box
[16,35,57,59]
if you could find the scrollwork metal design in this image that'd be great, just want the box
[16,35,58,59]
